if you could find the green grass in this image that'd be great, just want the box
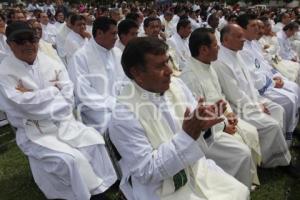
[1,125,300,200]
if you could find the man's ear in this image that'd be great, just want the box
[199,45,208,56]
[130,67,143,83]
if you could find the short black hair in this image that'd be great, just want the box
[121,37,168,79]
[236,13,257,29]
[283,21,299,31]
[176,19,191,32]
[189,27,215,57]
[207,13,218,25]
[70,14,85,26]
[118,19,138,38]
[143,17,160,29]
[125,12,139,22]
[92,16,117,38]
[220,25,233,43]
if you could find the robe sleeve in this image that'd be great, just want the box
[67,51,116,123]
[0,80,71,120]
[239,50,275,94]
[109,103,205,184]
[277,36,296,61]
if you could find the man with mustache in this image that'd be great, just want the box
[109,37,249,200]
[0,21,117,200]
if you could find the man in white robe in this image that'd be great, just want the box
[188,9,202,31]
[38,12,57,45]
[160,10,176,38]
[55,12,73,65]
[237,14,300,145]
[0,21,117,200]
[68,17,125,134]
[142,17,166,41]
[272,12,290,33]
[213,24,293,171]
[109,36,249,200]
[167,19,192,70]
[115,19,139,52]
[258,18,300,84]
[207,13,221,45]
[29,20,63,64]
[64,14,90,64]
[181,27,261,187]
[277,22,299,61]
[54,10,65,31]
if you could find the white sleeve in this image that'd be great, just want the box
[0,79,71,120]
[109,104,205,184]
[67,52,116,118]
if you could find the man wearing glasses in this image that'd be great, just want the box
[0,21,117,200]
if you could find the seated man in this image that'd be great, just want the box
[258,17,300,85]
[212,24,294,171]
[64,14,91,64]
[277,22,299,62]
[181,28,261,187]
[0,21,117,200]
[68,17,125,134]
[166,19,192,70]
[109,37,249,200]
[237,14,300,146]
[115,19,139,52]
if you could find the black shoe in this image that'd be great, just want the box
[279,163,300,179]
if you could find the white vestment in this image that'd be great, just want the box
[41,23,57,45]
[277,30,298,61]
[181,57,261,186]
[54,21,65,31]
[212,46,291,168]
[240,40,299,134]
[167,32,191,70]
[0,52,117,200]
[115,39,125,52]
[272,22,284,33]
[39,39,63,65]
[160,17,176,38]
[68,38,125,134]
[55,23,71,64]
[109,78,249,200]
[64,30,88,64]
[188,17,202,31]
[259,35,300,84]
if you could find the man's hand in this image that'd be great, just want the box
[182,98,225,140]
[15,80,33,93]
[49,70,62,90]
[224,124,237,135]
[273,76,284,88]
[259,103,270,115]
[226,112,238,126]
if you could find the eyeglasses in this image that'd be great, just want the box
[10,36,39,45]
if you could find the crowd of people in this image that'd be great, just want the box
[1,0,300,200]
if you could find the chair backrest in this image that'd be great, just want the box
[103,130,123,180]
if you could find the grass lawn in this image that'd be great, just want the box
[1,124,300,200]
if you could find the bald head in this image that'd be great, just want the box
[221,24,245,52]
